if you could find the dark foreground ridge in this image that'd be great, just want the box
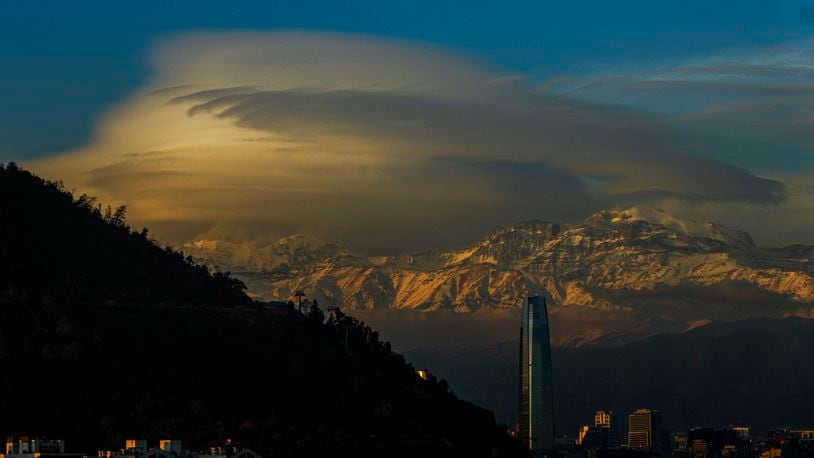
[408,317,814,434]
[0,164,524,457]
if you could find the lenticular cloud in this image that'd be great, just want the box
[30,31,785,253]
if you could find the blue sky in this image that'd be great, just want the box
[4,1,814,250]
[2,0,810,160]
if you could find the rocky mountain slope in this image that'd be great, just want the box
[184,208,814,344]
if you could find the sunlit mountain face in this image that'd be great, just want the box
[11,6,814,369]
[24,31,814,351]
[185,208,814,348]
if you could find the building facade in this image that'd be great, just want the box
[688,428,714,458]
[518,295,555,456]
[5,438,65,457]
[3,437,83,458]
[628,408,660,450]
[594,410,618,449]
[684,426,753,458]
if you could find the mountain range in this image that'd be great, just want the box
[184,207,814,346]
[7,163,812,442]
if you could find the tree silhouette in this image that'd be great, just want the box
[307,299,324,322]
[0,164,526,458]
[0,164,251,307]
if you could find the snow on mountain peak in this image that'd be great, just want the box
[185,209,814,346]
[183,231,358,274]
[585,207,755,249]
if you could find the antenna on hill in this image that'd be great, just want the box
[294,290,306,313]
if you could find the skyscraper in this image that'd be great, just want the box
[594,411,613,429]
[518,295,555,456]
[595,410,618,449]
[628,408,660,450]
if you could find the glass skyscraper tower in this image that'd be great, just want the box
[518,295,555,455]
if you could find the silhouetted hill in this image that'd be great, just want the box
[407,317,814,435]
[0,164,523,457]
[0,163,251,306]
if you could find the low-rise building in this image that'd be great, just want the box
[198,440,261,458]
[3,437,85,458]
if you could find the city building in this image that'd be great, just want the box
[577,427,604,455]
[103,440,191,458]
[578,427,591,447]
[555,435,577,452]
[3,437,85,458]
[761,428,814,458]
[627,408,669,454]
[518,295,555,456]
[158,442,182,457]
[123,441,146,455]
[673,432,688,453]
[594,410,618,449]
[198,439,261,458]
[595,411,613,429]
[98,440,261,458]
[684,426,753,458]
[688,427,714,458]
[716,426,752,458]
[576,411,619,454]
[628,409,658,450]
[791,429,814,448]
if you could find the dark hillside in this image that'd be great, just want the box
[0,163,251,306]
[0,164,523,457]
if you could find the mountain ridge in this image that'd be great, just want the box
[184,208,814,345]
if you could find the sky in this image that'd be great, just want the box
[3,1,814,253]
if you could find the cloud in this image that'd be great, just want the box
[565,40,814,159]
[29,32,791,253]
[549,39,814,245]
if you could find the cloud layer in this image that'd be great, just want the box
[30,32,793,253]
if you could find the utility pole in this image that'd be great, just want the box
[294,290,306,313]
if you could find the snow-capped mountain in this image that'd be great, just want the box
[183,208,814,345]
